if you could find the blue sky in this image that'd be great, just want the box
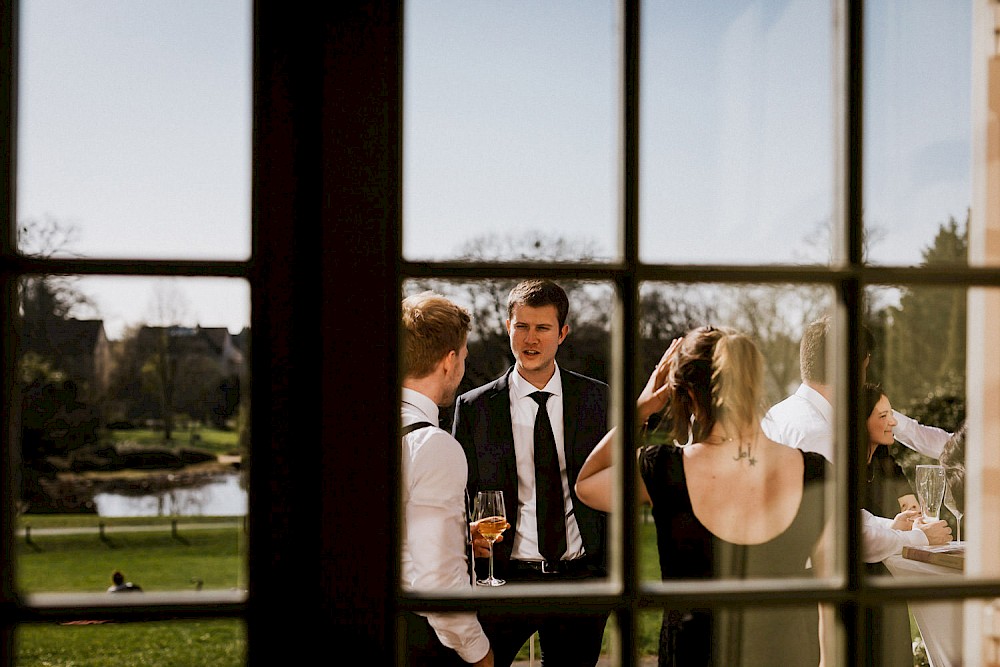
[404,0,971,266]
[17,1,972,337]
[18,0,251,338]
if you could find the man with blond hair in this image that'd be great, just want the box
[401,291,493,666]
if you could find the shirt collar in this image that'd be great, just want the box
[510,363,563,401]
[401,387,439,425]
[794,382,833,424]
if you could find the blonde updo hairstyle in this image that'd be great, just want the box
[661,326,766,445]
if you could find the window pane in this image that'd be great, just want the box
[866,282,971,665]
[402,2,618,262]
[640,1,834,265]
[865,281,964,547]
[864,2,972,267]
[15,619,245,666]
[17,0,251,260]
[636,282,838,591]
[17,275,248,594]
[639,603,837,665]
[398,278,614,662]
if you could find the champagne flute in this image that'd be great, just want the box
[474,490,508,586]
[943,484,963,542]
[915,464,947,522]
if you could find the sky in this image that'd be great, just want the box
[18,0,252,339]
[404,0,971,266]
[17,1,972,338]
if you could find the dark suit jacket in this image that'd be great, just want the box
[452,366,609,578]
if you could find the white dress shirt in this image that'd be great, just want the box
[892,410,951,459]
[508,365,585,562]
[401,388,490,663]
[762,383,929,562]
[762,383,834,460]
[762,383,952,461]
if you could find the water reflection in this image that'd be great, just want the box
[93,473,246,517]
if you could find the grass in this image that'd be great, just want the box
[17,526,245,593]
[16,620,245,667]
[104,426,240,456]
[14,509,924,664]
[14,516,245,666]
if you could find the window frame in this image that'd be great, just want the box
[1,2,999,666]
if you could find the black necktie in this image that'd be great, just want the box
[530,391,567,565]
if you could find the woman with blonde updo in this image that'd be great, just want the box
[576,326,831,667]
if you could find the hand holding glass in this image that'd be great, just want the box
[473,490,508,586]
[915,464,946,522]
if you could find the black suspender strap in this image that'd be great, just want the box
[401,421,434,437]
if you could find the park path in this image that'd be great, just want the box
[19,519,242,538]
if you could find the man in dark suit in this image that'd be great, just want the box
[452,279,609,667]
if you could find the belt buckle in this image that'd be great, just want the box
[541,560,561,575]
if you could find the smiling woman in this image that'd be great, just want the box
[863,383,917,518]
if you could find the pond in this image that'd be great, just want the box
[93,473,247,517]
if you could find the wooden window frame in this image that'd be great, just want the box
[1,2,999,665]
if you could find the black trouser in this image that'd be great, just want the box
[401,611,471,667]
[480,559,609,667]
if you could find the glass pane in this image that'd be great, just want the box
[866,282,970,663]
[864,2,972,267]
[865,282,964,544]
[17,0,251,260]
[15,619,245,666]
[859,602,927,666]
[640,1,834,265]
[17,275,248,594]
[636,282,838,583]
[402,2,618,262]
[639,603,837,665]
[398,278,614,662]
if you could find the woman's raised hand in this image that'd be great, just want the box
[637,337,681,425]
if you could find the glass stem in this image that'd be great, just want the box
[488,544,495,580]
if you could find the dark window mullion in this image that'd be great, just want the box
[620,0,641,665]
[842,0,866,663]
[0,3,16,664]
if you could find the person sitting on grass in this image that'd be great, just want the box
[107,570,142,593]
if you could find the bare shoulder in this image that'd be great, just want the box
[760,438,806,478]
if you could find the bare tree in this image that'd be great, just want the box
[723,285,830,405]
[140,282,195,440]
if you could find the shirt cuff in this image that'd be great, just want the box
[904,527,930,548]
[457,634,491,664]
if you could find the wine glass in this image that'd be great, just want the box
[915,464,947,522]
[473,490,508,586]
[943,484,963,543]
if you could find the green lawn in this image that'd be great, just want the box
[15,511,922,664]
[17,620,245,667]
[14,517,246,666]
[104,426,241,456]
[17,525,245,593]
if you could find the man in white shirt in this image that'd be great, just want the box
[400,291,493,667]
[762,316,952,562]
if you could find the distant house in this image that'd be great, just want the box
[126,325,246,427]
[135,325,245,376]
[20,317,112,402]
